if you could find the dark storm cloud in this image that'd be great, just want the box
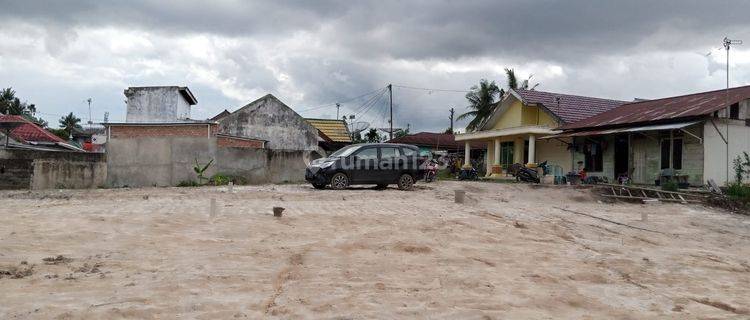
[2,0,750,131]
[4,0,750,61]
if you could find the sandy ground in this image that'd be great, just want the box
[0,181,749,319]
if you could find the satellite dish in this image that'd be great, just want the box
[349,121,369,135]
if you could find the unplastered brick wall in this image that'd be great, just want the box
[109,124,216,138]
[217,136,264,148]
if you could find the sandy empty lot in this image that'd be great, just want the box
[0,181,749,319]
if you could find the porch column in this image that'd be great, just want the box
[528,134,536,164]
[491,138,502,176]
[463,141,472,169]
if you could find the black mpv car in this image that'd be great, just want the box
[305,143,424,190]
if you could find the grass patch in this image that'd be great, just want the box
[727,183,750,202]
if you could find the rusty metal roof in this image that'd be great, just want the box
[305,118,352,143]
[561,85,750,130]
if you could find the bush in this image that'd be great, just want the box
[727,183,750,202]
[210,173,231,186]
[661,180,679,192]
[177,180,199,187]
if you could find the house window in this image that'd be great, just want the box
[583,138,604,172]
[730,103,740,120]
[660,138,683,170]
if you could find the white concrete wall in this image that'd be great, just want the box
[536,138,572,174]
[704,119,750,185]
[125,87,192,123]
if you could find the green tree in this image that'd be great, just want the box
[0,87,46,126]
[505,68,518,90]
[58,112,82,138]
[457,79,502,132]
[394,127,409,138]
[444,128,454,134]
[364,128,381,143]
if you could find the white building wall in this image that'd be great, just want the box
[536,138,572,173]
[125,87,193,123]
[703,119,750,185]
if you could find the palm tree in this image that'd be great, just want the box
[59,112,82,138]
[505,68,518,90]
[457,79,502,132]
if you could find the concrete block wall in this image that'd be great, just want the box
[0,149,106,189]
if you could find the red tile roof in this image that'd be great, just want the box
[561,85,750,130]
[0,115,65,144]
[513,89,627,124]
[387,132,486,150]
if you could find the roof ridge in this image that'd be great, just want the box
[621,84,750,106]
[514,88,627,103]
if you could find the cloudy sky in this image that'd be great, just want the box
[2,1,750,132]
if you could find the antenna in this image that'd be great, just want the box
[723,37,742,182]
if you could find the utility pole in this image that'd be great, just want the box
[388,84,393,140]
[449,107,455,133]
[724,37,742,182]
[336,103,340,119]
[86,98,92,130]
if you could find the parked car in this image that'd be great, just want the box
[305,143,424,190]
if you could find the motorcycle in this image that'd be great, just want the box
[458,167,479,181]
[424,159,440,182]
[510,161,548,183]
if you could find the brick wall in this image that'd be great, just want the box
[217,135,265,148]
[109,124,216,138]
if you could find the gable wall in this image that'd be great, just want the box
[218,95,318,151]
[490,100,559,130]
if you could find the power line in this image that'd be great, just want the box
[297,86,388,113]
[392,84,471,93]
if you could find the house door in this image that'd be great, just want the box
[614,134,629,180]
[631,138,648,184]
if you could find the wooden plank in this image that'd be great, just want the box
[599,183,707,197]
[600,194,701,203]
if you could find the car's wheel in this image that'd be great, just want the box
[330,172,349,190]
[397,174,414,190]
[312,183,326,189]
[375,184,388,190]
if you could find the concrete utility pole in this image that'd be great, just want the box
[388,84,393,140]
[336,103,340,119]
[724,37,742,182]
[449,107,455,133]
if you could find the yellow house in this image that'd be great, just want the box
[455,88,624,176]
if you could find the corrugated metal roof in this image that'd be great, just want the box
[305,118,352,143]
[387,132,487,150]
[0,115,65,144]
[544,121,701,138]
[561,85,750,130]
[514,89,627,123]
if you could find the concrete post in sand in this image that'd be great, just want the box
[454,190,466,203]
[273,207,285,217]
[228,181,234,193]
[210,198,217,218]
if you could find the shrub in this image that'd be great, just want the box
[211,173,230,186]
[661,180,679,192]
[177,180,199,187]
[727,183,750,202]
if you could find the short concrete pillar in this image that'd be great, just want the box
[209,198,217,218]
[454,190,466,203]
[228,181,234,193]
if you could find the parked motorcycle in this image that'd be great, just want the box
[424,159,440,182]
[510,161,548,183]
[458,167,479,181]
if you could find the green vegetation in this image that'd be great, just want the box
[58,112,82,139]
[661,180,679,192]
[0,87,47,127]
[727,183,750,202]
[177,180,200,187]
[193,158,214,184]
[732,152,750,183]
[210,173,230,186]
